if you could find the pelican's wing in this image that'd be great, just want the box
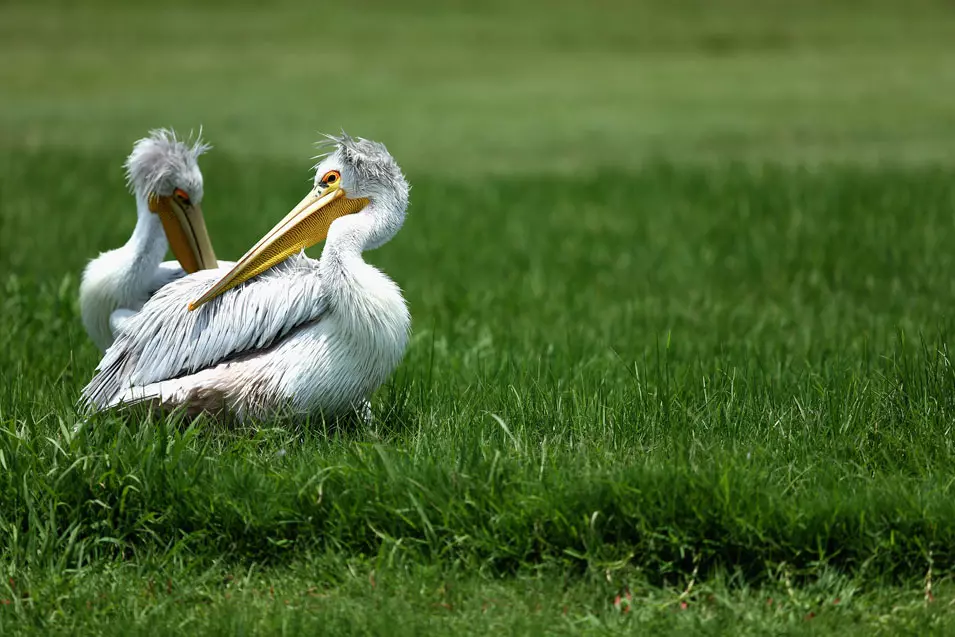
[150,260,237,296]
[82,253,326,410]
[107,261,238,344]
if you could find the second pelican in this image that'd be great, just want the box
[82,133,410,422]
[79,129,218,351]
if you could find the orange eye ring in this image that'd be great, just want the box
[322,170,340,185]
[174,188,191,204]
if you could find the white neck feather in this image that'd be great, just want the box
[319,211,376,283]
[126,194,169,272]
[316,206,409,354]
[318,206,401,309]
[79,194,172,351]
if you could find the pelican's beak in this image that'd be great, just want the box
[150,195,218,273]
[187,184,368,311]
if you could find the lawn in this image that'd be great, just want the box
[3,0,955,634]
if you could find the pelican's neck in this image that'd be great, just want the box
[126,194,169,271]
[316,208,409,350]
[319,212,377,286]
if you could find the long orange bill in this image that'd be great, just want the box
[151,197,218,273]
[187,185,368,311]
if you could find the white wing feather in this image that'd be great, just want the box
[151,260,188,293]
[82,253,327,410]
[149,260,236,296]
[107,261,237,348]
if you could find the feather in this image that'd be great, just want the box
[81,252,328,410]
[125,128,210,199]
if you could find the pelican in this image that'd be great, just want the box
[81,134,410,423]
[79,129,218,351]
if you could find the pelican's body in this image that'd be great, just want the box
[80,130,218,351]
[82,134,410,421]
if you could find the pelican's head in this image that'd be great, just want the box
[126,129,218,273]
[310,133,410,249]
[188,133,408,311]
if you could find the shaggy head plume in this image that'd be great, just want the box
[312,132,409,212]
[125,128,210,202]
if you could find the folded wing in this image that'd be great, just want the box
[149,260,237,297]
[82,253,327,410]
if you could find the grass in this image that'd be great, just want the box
[4,0,955,633]
[10,560,955,636]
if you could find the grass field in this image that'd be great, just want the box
[4,0,955,633]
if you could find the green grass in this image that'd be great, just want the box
[4,0,955,633]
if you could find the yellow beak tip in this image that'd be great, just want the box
[187,301,198,312]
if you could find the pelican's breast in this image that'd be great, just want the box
[246,264,410,416]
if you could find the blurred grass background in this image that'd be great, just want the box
[3,0,955,173]
[4,0,955,634]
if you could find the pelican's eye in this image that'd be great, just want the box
[174,188,192,205]
[322,170,341,186]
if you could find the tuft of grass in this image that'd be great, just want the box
[4,559,955,636]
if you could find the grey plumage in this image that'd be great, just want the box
[82,253,327,410]
[315,133,404,190]
[125,128,210,199]
[316,133,410,252]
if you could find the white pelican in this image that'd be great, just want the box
[81,134,410,423]
[79,129,218,351]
